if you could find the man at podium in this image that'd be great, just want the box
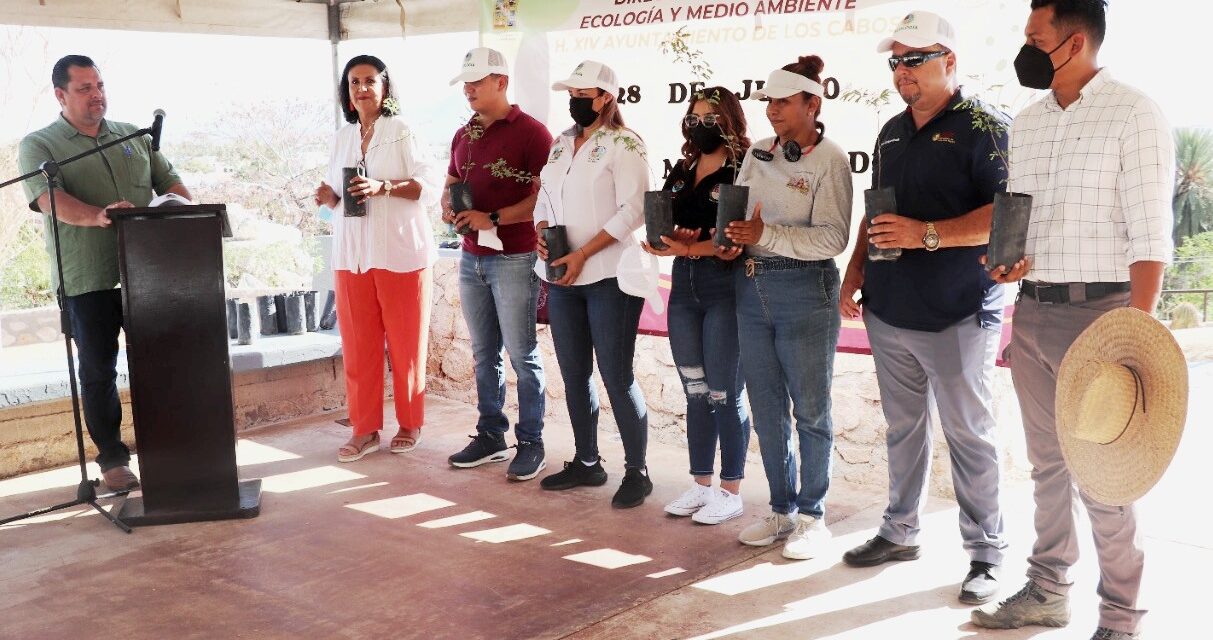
[16,54,192,492]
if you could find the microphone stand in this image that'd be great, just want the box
[0,122,158,533]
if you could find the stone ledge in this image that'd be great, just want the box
[0,355,348,480]
[0,330,343,409]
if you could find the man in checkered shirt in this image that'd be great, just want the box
[973,2,1174,639]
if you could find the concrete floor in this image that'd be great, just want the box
[2,366,1209,639]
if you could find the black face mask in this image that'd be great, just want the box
[688,124,724,154]
[569,96,599,128]
[1014,33,1075,90]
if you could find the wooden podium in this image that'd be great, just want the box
[109,204,261,526]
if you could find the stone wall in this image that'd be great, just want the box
[0,307,61,348]
[425,255,1028,499]
[0,357,347,480]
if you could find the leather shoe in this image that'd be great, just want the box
[960,561,999,604]
[102,466,140,492]
[842,535,921,567]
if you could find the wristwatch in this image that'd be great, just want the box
[923,222,940,251]
[383,180,394,196]
[489,211,500,227]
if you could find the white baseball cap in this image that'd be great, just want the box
[876,11,958,53]
[551,60,620,97]
[449,47,509,85]
[752,69,825,100]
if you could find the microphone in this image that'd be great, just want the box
[150,109,166,151]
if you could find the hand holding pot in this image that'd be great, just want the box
[725,202,765,246]
[536,221,549,261]
[982,254,1032,284]
[347,174,384,203]
[455,209,494,231]
[550,247,586,286]
[868,213,928,250]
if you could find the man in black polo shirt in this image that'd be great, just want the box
[839,10,1008,604]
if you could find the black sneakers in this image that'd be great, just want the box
[506,441,546,481]
[611,467,653,509]
[448,433,509,468]
[960,560,1000,604]
[540,460,608,490]
[842,535,921,567]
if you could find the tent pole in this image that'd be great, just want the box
[328,1,342,129]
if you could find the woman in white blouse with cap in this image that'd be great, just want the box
[533,59,654,509]
[314,55,444,463]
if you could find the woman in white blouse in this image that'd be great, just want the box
[534,60,654,508]
[314,55,443,463]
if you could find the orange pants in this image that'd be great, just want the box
[334,268,431,436]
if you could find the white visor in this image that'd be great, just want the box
[752,69,825,100]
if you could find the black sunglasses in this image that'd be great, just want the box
[887,50,948,71]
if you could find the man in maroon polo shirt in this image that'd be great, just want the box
[444,47,554,481]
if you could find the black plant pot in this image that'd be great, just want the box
[342,166,367,217]
[715,184,749,248]
[865,187,901,262]
[304,291,317,332]
[257,295,278,336]
[226,299,238,340]
[643,190,675,250]
[543,225,570,282]
[236,302,255,345]
[319,290,338,330]
[273,294,290,333]
[449,181,475,235]
[279,292,306,335]
[986,192,1033,273]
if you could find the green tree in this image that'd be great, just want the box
[1163,231,1213,319]
[1173,127,1213,246]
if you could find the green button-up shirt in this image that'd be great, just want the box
[18,116,183,296]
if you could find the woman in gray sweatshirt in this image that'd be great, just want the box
[724,54,853,561]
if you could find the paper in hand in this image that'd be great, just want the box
[477,227,504,250]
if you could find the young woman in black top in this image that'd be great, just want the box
[643,86,752,525]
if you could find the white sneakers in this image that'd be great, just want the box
[664,483,713,516]
[738,512,831,560]
[664,483,743,525]
[693,488,743,525]
[781,514,831,560]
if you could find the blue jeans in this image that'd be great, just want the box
[735,257,840,518]
[667,258,750,481]
[64,288,130,472]
[546,278,648,469]
[459,251,545,443]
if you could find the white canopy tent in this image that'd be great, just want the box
[0,0,477,40]
[0,0,479,124]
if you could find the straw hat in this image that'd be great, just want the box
[1056,307,1188,506]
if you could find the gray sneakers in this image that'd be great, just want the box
[971,579,1070,629]
[738,512,796,546]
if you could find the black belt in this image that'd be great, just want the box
[743,256,833,277]
[1020,280,1130,304]
[675,255,733,267]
